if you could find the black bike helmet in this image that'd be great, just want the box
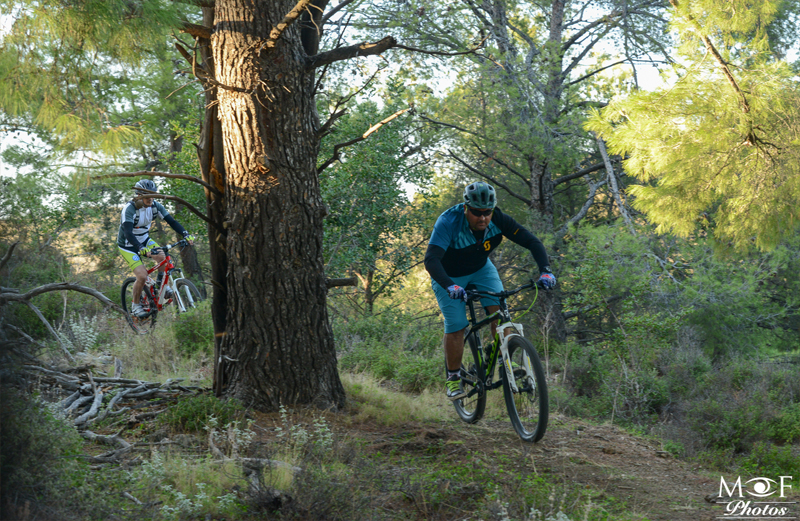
[463,181,496,210]
[134,179,158,195]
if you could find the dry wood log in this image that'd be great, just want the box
[66,395,94,414]
[81,430,132,449]
[122,492,143,505]
[74,391,104,425]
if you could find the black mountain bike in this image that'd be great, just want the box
[453,282,549,442]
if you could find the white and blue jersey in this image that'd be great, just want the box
[117,200,186,252]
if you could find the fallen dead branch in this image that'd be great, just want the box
[23,364,203,428]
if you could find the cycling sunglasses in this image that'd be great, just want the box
[468,207,493,217]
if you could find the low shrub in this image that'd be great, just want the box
[335,309,442,392]
[170,299,214,355]
[0,388,122,520]
[739,442,800,477]
[158,393,246,433]
[129,451,248,520]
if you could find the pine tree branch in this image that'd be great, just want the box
[132,193,225,235]
[317,62,388,138]
[93,171,223,198]
[568,59,628,86]
[447,151,533,207]
[307,36,397,69]
[317,107,412,173]
[595,133,634,233]
[266,0,314,48]
[325,277,357,288]
[171,0,214,7]
[180,22,212,39]
[553,162,606,186]
[555,177,608,242]
[318,109,347,138]
[395,36,488,57]
[668,0,750,114]
[21,300,74,361]
[558,100,608,117]
[471,141,530,186]
[0,241,19,273]
[321,0,357,24]
[417,115,482,139]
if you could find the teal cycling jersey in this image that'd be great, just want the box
[424,204,549,289]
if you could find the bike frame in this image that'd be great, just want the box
[463,283,535,397]
[142,241,194,313]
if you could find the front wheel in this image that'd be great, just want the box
[501,336,548,442]
[174,279,203,312]
[453,334,487,424]
[121,277,156,334]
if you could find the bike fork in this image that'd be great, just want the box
[496,322,526,393]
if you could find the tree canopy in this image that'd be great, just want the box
[586,0,800,251]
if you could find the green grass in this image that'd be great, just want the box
[157,393,246,433]
[341,372,450,425]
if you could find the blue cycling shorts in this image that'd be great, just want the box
[431,260,503,334]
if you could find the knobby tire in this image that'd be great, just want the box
[501,335,548,442]
[174,279,203,312]
[453,334,487,423]
[121,277,156,334]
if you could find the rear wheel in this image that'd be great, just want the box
[121,277,156,334]
[453,334,487,423]
[174,279,203,312]
[501,335,548,442]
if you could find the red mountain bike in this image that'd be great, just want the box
[120,239,204,334]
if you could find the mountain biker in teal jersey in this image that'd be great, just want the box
[424,181,556,400]
[117,179,193,318]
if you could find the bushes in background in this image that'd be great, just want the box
[334,309,442,392]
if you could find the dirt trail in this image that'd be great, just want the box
[510,415,718,520]
[114,385,790,521]
[288,409,726,521]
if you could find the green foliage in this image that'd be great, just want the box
[561,222,800,358]
[659,351,800,453]
[334,309,442,392]
[319,94,436,312]
[171,300,214,355]
[587,0,800,250]
[158,394,245,433]
[765,402,800,444]
[0,389,122,520]
[739,442,800,477]
[0,242,72,338]
[0,0,194,157]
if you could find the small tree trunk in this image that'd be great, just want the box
[364,269,375,315]
[197,5,230,397]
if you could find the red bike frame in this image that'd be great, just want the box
[143,248,176,311]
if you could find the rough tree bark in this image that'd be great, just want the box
[211,0,345,410]
[192,5,231,397]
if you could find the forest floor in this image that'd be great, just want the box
[74,372,799,521]
[245,406,725,521]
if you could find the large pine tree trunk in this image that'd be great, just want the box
[212,0,345,410]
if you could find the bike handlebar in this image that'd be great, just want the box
[147,239,190,257]
[464,280,549,302]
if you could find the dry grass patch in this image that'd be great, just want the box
[341,372,451,425]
